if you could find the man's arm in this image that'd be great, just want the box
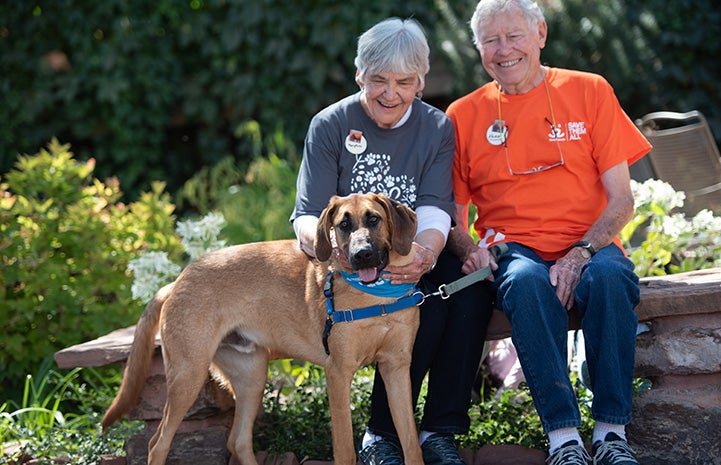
[550,161,635,309]
[447,202,497,276]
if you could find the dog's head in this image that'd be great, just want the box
[315,193,417,283]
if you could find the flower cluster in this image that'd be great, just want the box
[176,211,227,261]
[622,179,721,276]
[128,212,227,302]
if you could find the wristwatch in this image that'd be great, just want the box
[571,240,596,259]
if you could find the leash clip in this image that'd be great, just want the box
[437,284,451,299]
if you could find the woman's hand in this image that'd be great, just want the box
[385,242,437,284]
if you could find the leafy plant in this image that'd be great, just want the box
[0,360,142,464]
[0,139,182,401]
[177,120,300,245]
[255,364,374,462]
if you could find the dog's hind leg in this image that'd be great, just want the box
[325,363,359,465]
[213,345,269,465]
[148,338,215,465]
[147,350,215,465]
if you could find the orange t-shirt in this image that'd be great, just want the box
[447,67,652,260]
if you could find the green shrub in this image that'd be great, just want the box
[0,139,183,401]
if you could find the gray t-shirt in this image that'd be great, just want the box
[291,92,455,221]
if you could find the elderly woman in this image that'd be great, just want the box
[291,17,494,465]
[447,1,651,464]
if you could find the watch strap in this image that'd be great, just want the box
[571,240,596,256]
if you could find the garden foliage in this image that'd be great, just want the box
[0,139,183,400]
[1,1,718,202]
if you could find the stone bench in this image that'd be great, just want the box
[55,268,721,465]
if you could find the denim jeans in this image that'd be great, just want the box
[494,242,639,433]
[367,249,494,437]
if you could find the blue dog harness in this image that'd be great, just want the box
[321,243,507,355]
[322,271,424,355]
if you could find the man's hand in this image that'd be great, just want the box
[461,245,497,279]
[549,248,587,310]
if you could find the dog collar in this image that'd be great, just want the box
[338,270,416,298]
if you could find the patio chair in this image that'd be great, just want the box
[636,110,721,216]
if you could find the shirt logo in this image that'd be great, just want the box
[549,121,586,142]
[567,121,586,141]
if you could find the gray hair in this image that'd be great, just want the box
[470,0,545,47]
[354,17,430,86]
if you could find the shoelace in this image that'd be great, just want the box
[547,444,592,465]
[593,440,638,464]
[424,435,462,461]
[362,439,403,465]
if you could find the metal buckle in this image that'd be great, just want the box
[438,284,450,299]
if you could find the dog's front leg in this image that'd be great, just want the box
[377,357,423,465]
[325,362,358,465]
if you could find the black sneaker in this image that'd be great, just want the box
[546,440,591,465]
[421,433,465,465]
[357,436,403,465]
[592,433,640,465]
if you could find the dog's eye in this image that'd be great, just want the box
[338,220,350,231]
[368,215,380,226]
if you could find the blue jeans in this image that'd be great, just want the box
[494,242,639,433]
[368,249,494,437]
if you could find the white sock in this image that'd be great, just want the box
[362,430,383,449]
[418,430,435,446]
[592,422,626,444]
[548,427,583,454]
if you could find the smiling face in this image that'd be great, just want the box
[477,6,547,95]
[357,70,424,128]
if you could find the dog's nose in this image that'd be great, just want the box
[353,247,374,262]
[348,232,378,269]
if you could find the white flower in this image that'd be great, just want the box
[176,212,227,261]
[128,212,227,302]
[631,179,685,211]
[127,251,182,303]
[658,213,690,239]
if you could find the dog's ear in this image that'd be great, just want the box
[315,196,339,261]
[377,195,417,256]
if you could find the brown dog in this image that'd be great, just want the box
[102,193,425,465]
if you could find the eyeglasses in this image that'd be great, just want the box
[495,72,566,176]
[503,117,565,175]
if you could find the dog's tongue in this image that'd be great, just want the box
[358,267,380,283]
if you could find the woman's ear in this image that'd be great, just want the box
[355,69,364,88]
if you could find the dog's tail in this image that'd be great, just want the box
[101,282,173,432]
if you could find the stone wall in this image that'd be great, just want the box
[55,268,721,465]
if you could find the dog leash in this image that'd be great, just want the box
[426,243,508,300]
[321,243,507,355]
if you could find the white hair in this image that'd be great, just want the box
[354,17,430,86]
[470,0,546,46]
